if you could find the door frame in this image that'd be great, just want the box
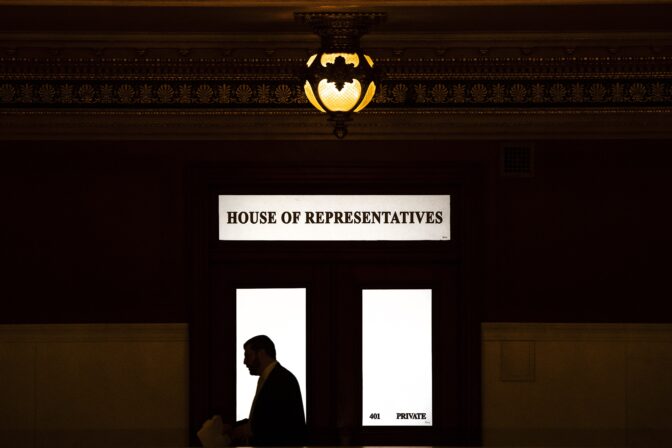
[188,160,485,445]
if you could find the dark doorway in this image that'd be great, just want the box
[189,161,484,445]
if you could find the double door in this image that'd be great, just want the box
[207,260,473,445]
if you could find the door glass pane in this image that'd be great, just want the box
[236,288,306,421]
[362,289,432,426]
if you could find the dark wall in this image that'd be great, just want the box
[1,140,670,324]
[1,143,183,323]
[493,141,672,322]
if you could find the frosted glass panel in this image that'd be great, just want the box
[236,288,306,421]
[363,289,432,426]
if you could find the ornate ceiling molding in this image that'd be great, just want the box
[1,1,671,139]
[2,51,671,105]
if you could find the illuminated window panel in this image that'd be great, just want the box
[236,288,306,421]
[362,289,432,426]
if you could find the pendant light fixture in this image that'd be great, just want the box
[296,12,386,139]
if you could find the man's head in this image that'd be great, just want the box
[243,335,276,376]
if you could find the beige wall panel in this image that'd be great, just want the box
[483,338,626,446]
[482,324,672,447]
[35,341,188,447]
[0,324,188,448]
[0,343,36,446]
[626,341,672,447]
[500,340,535,381]
[34,429,187,448]
[35,341,188,429]
[533,340,626,445]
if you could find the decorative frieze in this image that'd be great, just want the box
[0,81,308,106]
[0,79,669,107]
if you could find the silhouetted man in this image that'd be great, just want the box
[227,335,306,446]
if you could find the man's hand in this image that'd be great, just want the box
[229,420,252,443]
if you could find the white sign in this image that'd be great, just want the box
[218,195,450,241]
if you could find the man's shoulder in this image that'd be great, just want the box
[269,363,299,384]
[272,363,294,376]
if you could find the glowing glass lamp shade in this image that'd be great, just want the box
[295,11,385,138]
[304,51,376,115]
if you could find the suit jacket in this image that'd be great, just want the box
[249,363,306,446]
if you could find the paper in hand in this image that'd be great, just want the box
[197,415,232,448]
